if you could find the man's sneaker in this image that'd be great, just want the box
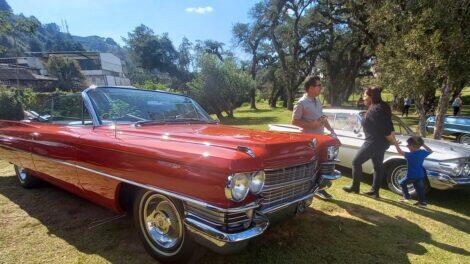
[414,201,427,208]
[315,190,333,200]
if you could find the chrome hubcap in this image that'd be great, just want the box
[17,166,27,181]
[143,195,182,250]
[392,166,415,193]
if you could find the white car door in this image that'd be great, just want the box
[326,112,374,173]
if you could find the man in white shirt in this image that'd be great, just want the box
[292,76,336,200]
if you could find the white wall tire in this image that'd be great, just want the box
[386,162,430,196]
[133,190,193,263]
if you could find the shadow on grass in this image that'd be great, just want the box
[220,116,278,126]
[200,200,468,264]
[1,173,468,264]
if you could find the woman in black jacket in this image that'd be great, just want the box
[343,87,397,198]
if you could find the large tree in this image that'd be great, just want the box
[369,0,470,137]
[188,54,253,119]
[314,0,374,106]
[46,56,87,91]
[232,2,270,109]
[124,24,179,75]
[263,0,320,110]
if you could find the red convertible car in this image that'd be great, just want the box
[0,86,341,263]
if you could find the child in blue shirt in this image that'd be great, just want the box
[394,136,432,207]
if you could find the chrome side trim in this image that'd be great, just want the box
[260,192,314,214]
[1,144,260,213]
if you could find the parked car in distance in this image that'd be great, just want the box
[426,115,470,144]
[0,86,341,263]
[269,109,470,196]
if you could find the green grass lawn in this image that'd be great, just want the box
[1,100,469,263]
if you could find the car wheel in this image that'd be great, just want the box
[133,190,193,264]
[14,165,40,188]
[386,162,430,196]
[458,134,470,145]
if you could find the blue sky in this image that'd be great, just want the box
[8,0,259,52]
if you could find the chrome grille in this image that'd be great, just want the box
[184,203,252,233]
[260,181,312,208]
[320,163,335,175]
[264,161,316,186]
[261,160,317,209]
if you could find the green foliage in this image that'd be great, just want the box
[0,88,24,120]
[137,80,172,92]
[188,54,253,119]
[46,56,87,91]
[103,99,138,120]
[123,24,179,75]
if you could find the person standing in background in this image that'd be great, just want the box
[452,93,463,116]
[292,76,337,200]
[402,97,412,117]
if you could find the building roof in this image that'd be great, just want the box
[0,67,57,81]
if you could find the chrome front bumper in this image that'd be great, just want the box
[184,192,314,254]
[427,170,470,190]
[185,166,342,254]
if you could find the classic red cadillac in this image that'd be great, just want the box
[0,86,341,263]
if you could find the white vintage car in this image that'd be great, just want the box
[270,109,470,195]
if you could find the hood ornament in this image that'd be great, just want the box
[309,138,317,149]
[237,146,255,158]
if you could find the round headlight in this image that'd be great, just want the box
[327,146,339,160]
[250,171,265,194]
[226,173,250,202]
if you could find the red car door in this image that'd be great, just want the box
[29,94,89,196]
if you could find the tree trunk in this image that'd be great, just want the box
[215,112,224,121]
[249,88,257,110]
[433,80,452,140]
[286,88,294,110]
[415,98,428,136]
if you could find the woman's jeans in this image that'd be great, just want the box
[351,142,388,193]
[400,177,426,204]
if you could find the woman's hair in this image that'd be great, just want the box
[365,86,391,115]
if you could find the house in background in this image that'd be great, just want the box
[0,64,57,91]
[0,51,131,90]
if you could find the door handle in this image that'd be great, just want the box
[30,132,40,139]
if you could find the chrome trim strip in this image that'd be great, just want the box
[185,215,268,243]
[321,170,342,180]
[81,88,100,127]
[0,143,260,213]
[260,192,314,214]
[322,159,340,165]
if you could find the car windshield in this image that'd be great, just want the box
[392,115,415,136]
[355,113,414,136]
[86,87,215,125]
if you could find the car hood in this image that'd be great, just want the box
[396,135,470,161]
[113,123,336,170]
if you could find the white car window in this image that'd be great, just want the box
[334,113,359,132]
